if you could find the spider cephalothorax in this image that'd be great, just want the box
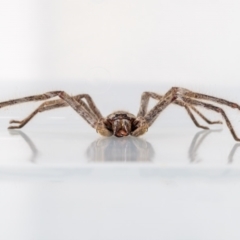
[105,111,137,137]
[1,87,240,141]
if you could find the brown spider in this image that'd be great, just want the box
[0,87,240,140]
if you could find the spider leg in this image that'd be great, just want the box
[132,88,178,136]
[8,94,103,129]
[189,106,222,125]
[8,100,68,129]
[147,106,208,130]
[139,87,239,140]
[184,90,240,110]
[74,94,103,119]
[181,97,240,141]
[175,101,222,130]
[184,105,209,130]
[137,92,160,117]
[4,91,98,129]
[137,91,222,128]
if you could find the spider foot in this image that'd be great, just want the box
[9,120,22,124]
[8,120,25,129]
[199,126,209,130]
[210,120,223,125]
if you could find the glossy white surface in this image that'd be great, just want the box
[0,84,240,240]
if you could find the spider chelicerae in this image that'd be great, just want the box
[0,87,239,141]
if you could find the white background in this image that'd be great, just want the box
[1,1,240,240]
[1,0,240,87]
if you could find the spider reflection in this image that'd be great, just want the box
[188,129,222,163]
[8,130,240,163]
[86,136,155,162]
[228,143,240,163]
[8,130,38,162]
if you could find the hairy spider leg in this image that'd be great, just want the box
[184,91,240,110]
[8,94,104,129]
[137,91,222,129]
[8,99,69,128]
[181,97,240,141]
[133,87,240,141]
[176,87,240,140]
[189,106,222,125]
[184,105,209,130]
[1,91,98,129]
[132,88,177,137]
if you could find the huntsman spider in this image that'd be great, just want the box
[0,87,239,140]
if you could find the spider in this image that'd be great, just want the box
[0,87,239,141]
